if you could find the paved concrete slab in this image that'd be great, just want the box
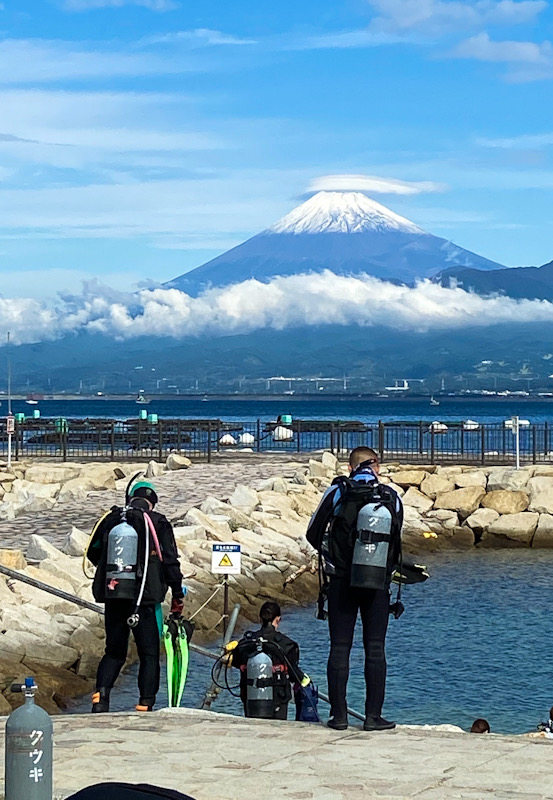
[1,708,551,800]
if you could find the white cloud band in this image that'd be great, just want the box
[4,271,553,345]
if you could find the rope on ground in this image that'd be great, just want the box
[188,583,224,622]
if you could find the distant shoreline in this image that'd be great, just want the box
[3,393,553,403]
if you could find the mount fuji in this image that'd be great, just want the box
[169,191,505,295]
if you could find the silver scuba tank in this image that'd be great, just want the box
[350,502,393,590]
[245,640,274,719]
[105,514,138,600]
[5,678,53,800]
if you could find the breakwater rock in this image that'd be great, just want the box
[378,462,553,550]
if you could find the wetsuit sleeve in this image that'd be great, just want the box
[157,516,184,598]
[305,485,339,551]
[274,633,305,684]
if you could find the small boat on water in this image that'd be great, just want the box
[429,421,448,433]
[135,394,151,405]
[25,399,39,406]
[430,395,440,406]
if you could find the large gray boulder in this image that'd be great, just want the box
[455,471,487,489]
[481,490,529,515]
[228,484,259,513]
[528,477,553,514]
[392,470,427,488]
[402,487,434,514]
[487,511,539,545]
[532,514,553,548]
[532,514,553,547]
[166,453,191,471]
[464,507,499,532]
[61,526,89,558]
[487,467,531,492]
[434,487,486,519]
[145,459,164,478]
[25,464,80,484]
[420,473,455,500]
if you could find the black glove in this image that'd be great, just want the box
[170,596,184,617]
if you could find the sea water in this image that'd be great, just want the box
[10,396,553,424]
[73,550,553,735]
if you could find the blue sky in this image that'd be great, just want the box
[0,0,552,298]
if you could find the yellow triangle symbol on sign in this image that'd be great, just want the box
[218,554,233,568]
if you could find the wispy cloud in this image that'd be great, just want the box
[0,38,196,84]
[367,0,547,36]
[477,132,553,149]
[63,0,179,11]
[306,174,447,195]
[451,32,553,80]
[145,29,257,46]
[281,29,409,50]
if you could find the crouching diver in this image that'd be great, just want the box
[86,478,184,713]
[232,601,312,720]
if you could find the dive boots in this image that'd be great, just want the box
[91,689,110,714]
[327,716,348,730]
[135,698,154,712]
[363,715,396,731]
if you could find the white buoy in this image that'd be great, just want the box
[273,425,294,442]
[429,421,448,433]
[219,433,237,446]
[463,419,479,431]
[239,432,255,445]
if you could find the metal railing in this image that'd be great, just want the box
[0,418,551,465]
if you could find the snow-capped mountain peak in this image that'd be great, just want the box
[267,190,424,235]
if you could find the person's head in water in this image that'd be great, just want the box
[260,601,281,630]
[129,481,158,510]
[349,446,380,475]
[470,718,490,734]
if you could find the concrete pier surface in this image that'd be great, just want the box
[1,708,551,800]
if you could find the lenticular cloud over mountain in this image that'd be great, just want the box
[168,190,505,295]
[5,272,553,346]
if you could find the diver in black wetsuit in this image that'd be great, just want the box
[232,601,310,720]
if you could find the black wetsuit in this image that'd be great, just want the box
[232,624,306,720]
[87,502,183,706]
[306,467,403,722]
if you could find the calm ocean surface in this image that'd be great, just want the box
[8,395,553,423]
[73,550,553,735]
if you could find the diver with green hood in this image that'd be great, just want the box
[86,477,185,713]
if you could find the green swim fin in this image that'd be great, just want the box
[163,617,193,708]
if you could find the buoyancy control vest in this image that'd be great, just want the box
[236,632,292,718]
[324,477,402,590]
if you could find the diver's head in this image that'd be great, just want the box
[470,718,490,734]
[129,480,158,510]
[260,601,281,630]
[348,446,380,475]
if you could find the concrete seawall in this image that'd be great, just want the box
[0,708,551,799]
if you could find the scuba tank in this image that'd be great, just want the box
[245,640,274,719]
[350,502,393,590]
[105,512,139,600]
[5,678,53,800]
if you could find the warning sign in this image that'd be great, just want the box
[211,543,241,575]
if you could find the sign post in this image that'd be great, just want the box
[512,415,520,470]
[6,415,14,469]
[211,543,241,636]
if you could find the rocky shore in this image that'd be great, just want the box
[0,452,552,716]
